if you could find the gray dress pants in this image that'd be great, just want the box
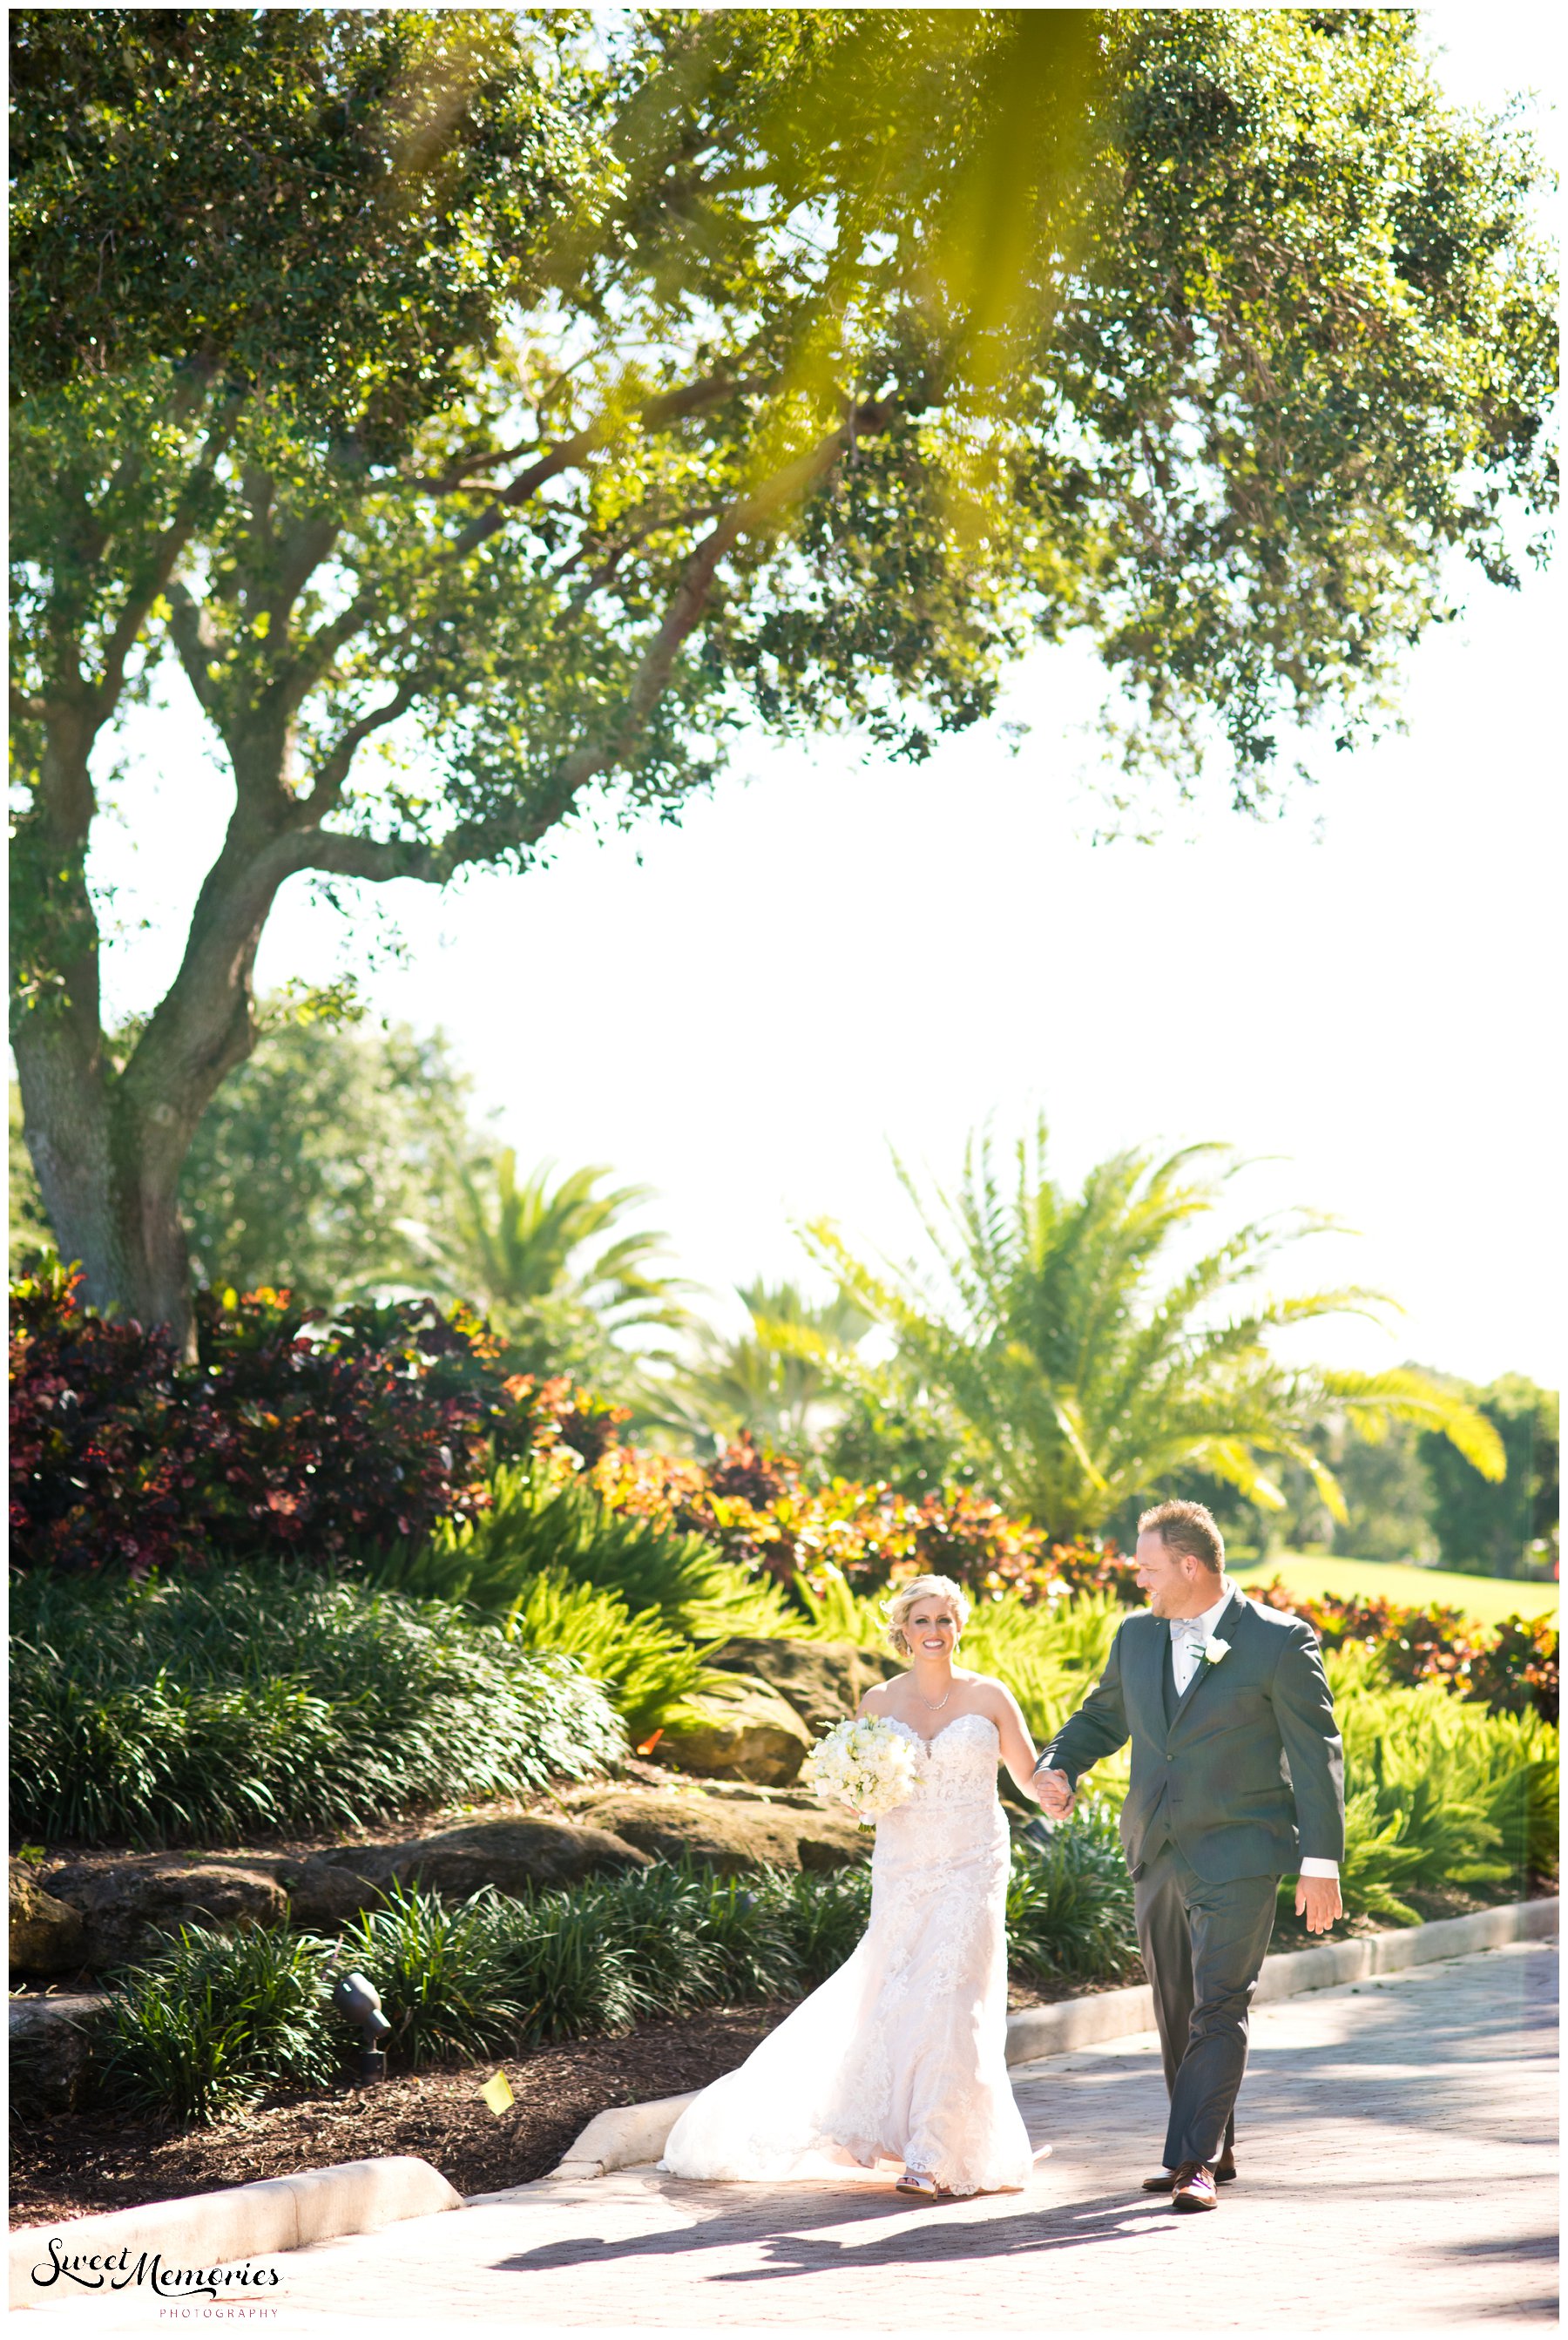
[1133,1838,1279,2169]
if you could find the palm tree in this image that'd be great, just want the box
[805,1119,1505,1538]
[655,1278,873,1453]
[440,1152,700,1380]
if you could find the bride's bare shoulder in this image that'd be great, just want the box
[963,1673,1021,1711]
[858,1675,902,1716]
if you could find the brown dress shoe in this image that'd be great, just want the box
[1170,2161,1218,2213]
[1143,2147,1234,2193]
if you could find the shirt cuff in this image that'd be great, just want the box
[1298,1857,1340,1878]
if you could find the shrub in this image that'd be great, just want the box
[697,1870,805,2001]
[372,1456,725,1627]
[1254,1575,1558,1723]
[498,1570,720,1744]
[98,1922,338,2123]
[9,1267,553,1575]
[573,1861,728,2013]
[1315,1645,1558,1911]
[483,1890,645,2046]
[10,1564,626,1846]
[647,1434,1129,1607]
[1007,1804,1139,1985]
[336,1883,523,2067]
[776,1863,873,1988]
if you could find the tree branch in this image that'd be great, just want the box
[166,582,222,714]
[450,374,768,558]
[612,400,894,748]
[290,397,894,892]
[94,396,241,713]
[269,587,379,724]
[299,678,420,820]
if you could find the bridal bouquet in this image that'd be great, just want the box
[803,1714,919,1825]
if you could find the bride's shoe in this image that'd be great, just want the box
[896,2168,940,2196]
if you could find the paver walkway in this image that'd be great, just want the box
[17,1940,1556,2336]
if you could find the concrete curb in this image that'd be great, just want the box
[551,1894,1559,2177]
[8,2155,462,2309]
[551,2093,702,2181]
[1006,1892,1558,2064]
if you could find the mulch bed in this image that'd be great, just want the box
[10,2008,780,2231]
[8,1971,1136,2231]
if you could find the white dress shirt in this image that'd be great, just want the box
[1171,1579,1339,1880]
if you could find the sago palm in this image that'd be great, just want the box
[805,1120,1504,1538]
[654,1279,873,1452]
[443,1153,699,1368]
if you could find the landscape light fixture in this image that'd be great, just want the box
[332,1969,392,2085]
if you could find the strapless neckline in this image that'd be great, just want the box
[883,1712,1000,1756]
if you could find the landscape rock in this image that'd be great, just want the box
[705,1637,901,1736]
[9,1994,112,2115]
[576,1790,869,1876]
[655,1674,814,1785]
[10,1861,88,1975]
[287,1815,651,1929]
[41,1859,289,1970]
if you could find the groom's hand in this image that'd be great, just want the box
[1295,1876,1343,1934]
[1035,1767,1076,1820]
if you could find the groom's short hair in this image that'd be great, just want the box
[1139,1498,1225,1574]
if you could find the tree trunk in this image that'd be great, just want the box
[14,1023,200,1351]
[14,741,297,1356]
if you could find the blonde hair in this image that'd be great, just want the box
[882,1573,971,1657]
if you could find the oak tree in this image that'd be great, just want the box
[10,9,1554,1342]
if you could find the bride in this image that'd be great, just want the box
[659,1572,1053,2197]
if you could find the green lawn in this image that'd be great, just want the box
[1230,1555,1558,1628]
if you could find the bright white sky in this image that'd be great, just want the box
[77,8,1562,1389]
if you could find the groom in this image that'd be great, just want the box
[1035,1499,1344,2215]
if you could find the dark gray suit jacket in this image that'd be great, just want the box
[1041,1589,1346,1883]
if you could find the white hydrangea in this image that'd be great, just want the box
[802,1714,919,1825]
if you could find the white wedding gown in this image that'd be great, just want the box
[659,1713,1036,2195]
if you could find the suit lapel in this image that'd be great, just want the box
[1167,1586,1247,1733]
[1126,1611,1172,1748]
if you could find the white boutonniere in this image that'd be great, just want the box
[1200,1635,1231,1667]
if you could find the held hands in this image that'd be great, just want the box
[1295,1876,1343,1935]
[1034,1766,1076,1821]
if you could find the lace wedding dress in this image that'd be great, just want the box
[659,1713,1035,2194]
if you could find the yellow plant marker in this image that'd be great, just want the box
[480,2069,515,2116]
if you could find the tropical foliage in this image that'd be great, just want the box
[439,1153,700,1387]
[7,1261,621,1575]
[9,1563,626,1846]
[1253,1579,1558,1726]
[8,1268,495,1575]
[807,1122,1507,1538]
[655,1280,872,1455]
[11,10,1555,1338]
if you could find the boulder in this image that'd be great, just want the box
[287,1814,651,1929]
[576,1790,869,1877]
[705,1637,901,1737]
[656,1674,814,1785]
[10,1861,88,1976]
[41,1860,290,1971]
[9,1994,112,2115]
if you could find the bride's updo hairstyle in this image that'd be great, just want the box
[882,1573,971,1657]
